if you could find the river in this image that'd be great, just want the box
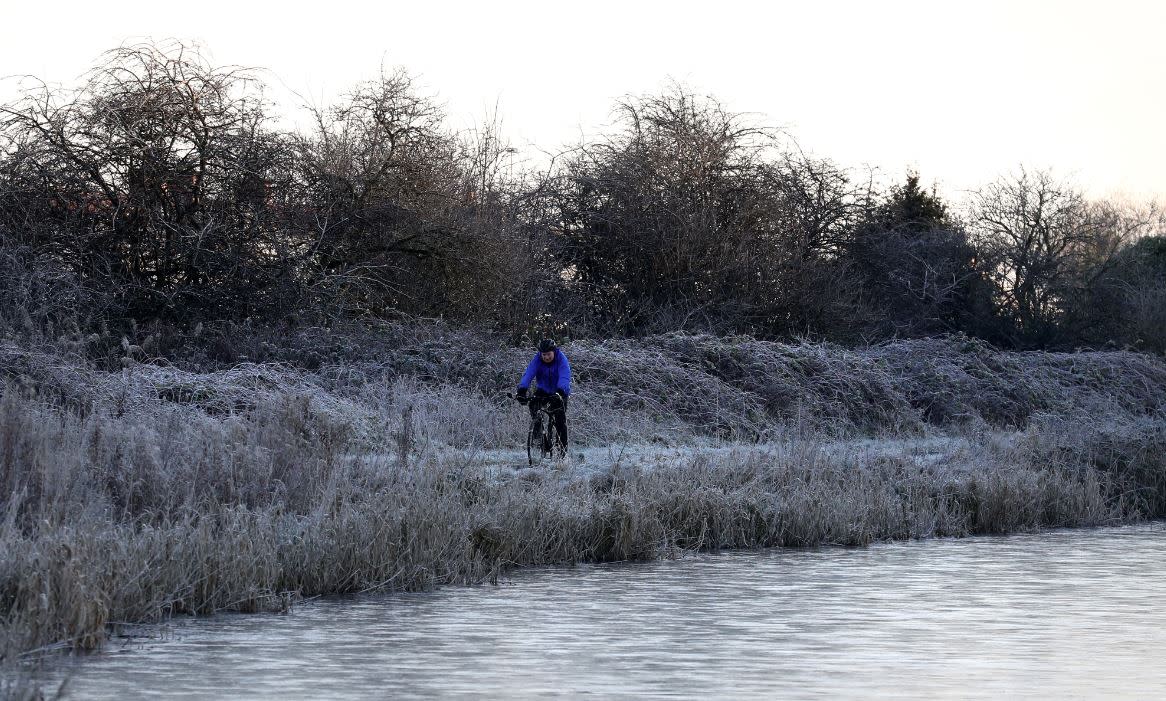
[45,523,1166,699]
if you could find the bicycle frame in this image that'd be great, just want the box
[512,393,565,466]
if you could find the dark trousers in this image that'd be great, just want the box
[528,389,568,449]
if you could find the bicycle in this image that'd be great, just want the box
[510,392,566,466]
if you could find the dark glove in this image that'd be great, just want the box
[515,387,529,404]
[549,390,566,410]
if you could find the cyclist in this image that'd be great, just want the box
[515,338,571,452]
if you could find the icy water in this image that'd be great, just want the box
[46,524,1166,699]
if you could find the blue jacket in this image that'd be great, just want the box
[518,349,571,396]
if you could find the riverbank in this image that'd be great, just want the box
[3,415,1164,663]
[36,524,1166,700]
[2,328,1166,668]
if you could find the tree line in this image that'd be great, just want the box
[1,42,1162,354]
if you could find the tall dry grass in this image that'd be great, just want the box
[1,328,1165,668]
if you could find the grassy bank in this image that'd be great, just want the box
[2,328,1166,665]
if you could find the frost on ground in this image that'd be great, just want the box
[2,328,1166,662]
[443,433,977,486]
[7,324,1165,450]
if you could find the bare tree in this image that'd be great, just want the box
[0,41,296,323]
[551,86,776,333]
[969,169,1121,345]
[543,85,863,337]
[753,151,862,336]
[1067,202,1164,349]
[292,70,524,320]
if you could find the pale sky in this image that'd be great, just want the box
[2,0,1163,201]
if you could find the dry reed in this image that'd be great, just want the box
[1,328,1164,672]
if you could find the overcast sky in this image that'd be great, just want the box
[2,0,1163,201]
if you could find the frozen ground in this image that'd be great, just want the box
[3,329,1165,663]
[416,432,985,483]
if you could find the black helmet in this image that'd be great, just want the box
[538,338,557,353]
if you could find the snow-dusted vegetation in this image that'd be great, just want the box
[2,41,1165,681]
[2,326,1165,659]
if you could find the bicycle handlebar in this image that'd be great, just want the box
[508,392,563,411]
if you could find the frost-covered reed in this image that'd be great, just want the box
[1,328,1165,665]
[7,325,1166,446]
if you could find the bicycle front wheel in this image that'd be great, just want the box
[527,416,554,467]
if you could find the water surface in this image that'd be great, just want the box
[50,524,1166,699]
